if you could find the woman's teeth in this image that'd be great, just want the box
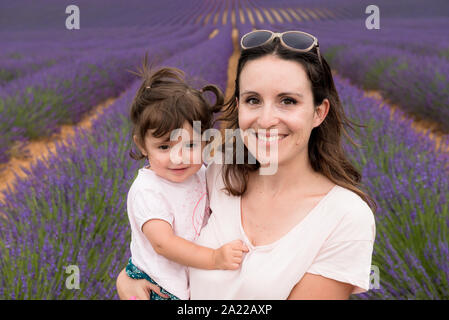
[255,133,287,142]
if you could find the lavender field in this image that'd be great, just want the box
[0,0,448,299]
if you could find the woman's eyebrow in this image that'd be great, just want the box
[278,92,304,98]
[240,90,304,98]
[240,90,259,96]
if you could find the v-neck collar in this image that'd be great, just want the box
[238,184,340,251]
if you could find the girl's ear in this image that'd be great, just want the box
[133,134,148,157]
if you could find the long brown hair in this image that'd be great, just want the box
[213,37,377,214]
[128,54,224,161]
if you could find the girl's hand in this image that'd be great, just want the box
[116,268,169,300]
[213,240,249,270]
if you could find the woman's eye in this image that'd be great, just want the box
[246,97,260,105]
[281,97,297,105]
[186,143,196,148]
[158,145,170,150]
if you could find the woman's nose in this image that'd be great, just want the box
[256,103,280,129]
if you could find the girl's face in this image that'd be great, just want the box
[237,54,329,167]
[134,121,205,183]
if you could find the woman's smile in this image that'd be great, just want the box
[250,131,289,146]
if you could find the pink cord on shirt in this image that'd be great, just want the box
[192,192,207,238]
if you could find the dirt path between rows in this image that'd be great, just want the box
[0,97,117,204]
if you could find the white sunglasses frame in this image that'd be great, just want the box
[240,29,323,67]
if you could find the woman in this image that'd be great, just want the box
[116,30,377,300]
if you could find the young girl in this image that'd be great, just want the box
[126,62,249,300]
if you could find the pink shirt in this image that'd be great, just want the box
[189,162,376,299]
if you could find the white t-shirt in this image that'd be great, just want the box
[189,162,376,299]
[127,164,210,300]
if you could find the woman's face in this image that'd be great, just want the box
[237,54,329,168]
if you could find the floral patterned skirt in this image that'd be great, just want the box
[125,258,180,300]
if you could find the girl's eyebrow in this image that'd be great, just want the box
[154,137,197,145]
[151,136,171,145]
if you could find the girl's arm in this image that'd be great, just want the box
[142,219,248,270]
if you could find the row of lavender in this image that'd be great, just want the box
[0,25,204,85]
[0,25,216,166]
[333,76,449,299]
[261,17,449,132]
[4,0,445,33]
[0,0,222,31]
[0,23,232,299]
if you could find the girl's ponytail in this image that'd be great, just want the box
[200,84,224,114]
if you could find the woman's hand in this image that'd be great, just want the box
[116,268,169,300]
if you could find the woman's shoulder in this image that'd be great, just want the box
[328,185,376,242]
[332,185,373,212]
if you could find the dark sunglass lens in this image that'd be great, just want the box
[283,32,314,50]
[242,31,272,48]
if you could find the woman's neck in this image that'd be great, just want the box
[250,152,322,198]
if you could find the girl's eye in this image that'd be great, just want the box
[281,97,297,105]
[186,143,196,148]
[158,145,170,150]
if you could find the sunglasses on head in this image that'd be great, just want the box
[240,29,323,67]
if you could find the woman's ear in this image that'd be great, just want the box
[313,98,330,128]
[133,134,148,157]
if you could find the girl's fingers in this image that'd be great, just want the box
[233,256,242,263]
[232,251,243,258]
[232,247,247,254]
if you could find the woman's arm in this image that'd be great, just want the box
[116,268,169,300]
[143,219,248,270]
[287,273,354,300]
